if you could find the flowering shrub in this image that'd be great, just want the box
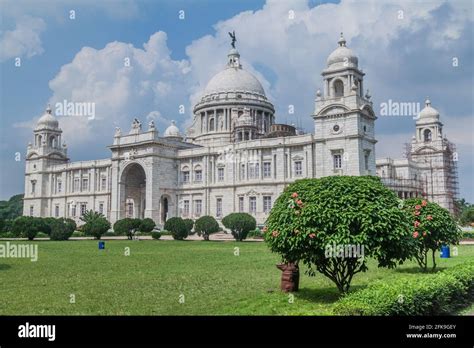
[403,198,461,271]
[264,176,412,293]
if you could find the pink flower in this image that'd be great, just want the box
[427,215,433,221]
[422,200,428,206]
[414,221,420,228]
[296,200,303,206]
[262,226,268,232]
[415,205,421,210]
[413,231,419,238]
[309,233,316,239]
[414,211,420,216]
[272,231,279,237]
[292,192,298,198]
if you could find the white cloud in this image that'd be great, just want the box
[45,32,192,146]
[0,15,46,62]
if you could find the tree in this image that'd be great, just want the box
[164,217,188,240]
[194,216,220,241]
[183,219,194,235]
[0,194,24,220]
[11,216,48,240]
[264,176,413,293]
[50,218,76,241]
[80,210,110,240]
[113,218,142,239]
[403,198,462,271]
[140,218,156,234]
[222,213,256,241]
[460,207,474,226]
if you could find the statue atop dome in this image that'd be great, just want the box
[228,30,236,49]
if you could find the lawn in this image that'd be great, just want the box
[0,240,472,315]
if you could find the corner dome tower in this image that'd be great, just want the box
[326,33,358,70]
[188,33,275,146]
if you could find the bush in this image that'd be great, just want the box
[49,218,76,241]
[164,217,188,240]
[160,230,171,236]
[403,198,462,271]
[11,216,49,240]
[151,231,161,240]
[140,218,156,234]
[333,262,474,315]
[247,229,263,239]
[103,231,116,236]
[114,218,141,240]
[183,219,194,235]
[81,211,110,240]
[222,213,256,241]
[194,216,219,241]
[462,231,474,239]
[71,231,84,237]
[36,232,49,238]
[264,176,413,293]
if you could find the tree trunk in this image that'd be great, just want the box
[432,249,437,270]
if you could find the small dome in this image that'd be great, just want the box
[36,105,59,130]
[419,99,440,120]
[164,120,180,137]
[327,33,358,69]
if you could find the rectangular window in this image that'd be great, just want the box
[249,163,258,179]
[333,154,342,169]
[182,171,190,183]
[72,205,76,217]
[194,170,202,182]
[74,178,80,192]
[240,164,245,180]
[364,152,370,171]
[57,180,62,193]
[216,198,222,218]
[99,202,104,215]
[263,162,271,178]
[294,161,303,176]
[239,197,244,212]
[218,167,224,181]
[249,197,256,214]
[31,181,36,194]
[55,205,59,217]
[194,200,202,216]
[183,200,190,216]
[29,206,34,216]
[67,203,70,217]
[80,203,87,216]
[82,178,88,191]
[127,202,133,217]
[101,177,107,191]
[263,196,272,213]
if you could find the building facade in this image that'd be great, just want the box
[23,34,458,226]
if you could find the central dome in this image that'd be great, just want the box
[204,67,266,96]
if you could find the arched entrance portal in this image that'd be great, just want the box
[120,163,146,219]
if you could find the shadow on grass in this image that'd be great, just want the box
[0,264,12,271]
[395,266,447,274]
[295,284,368,304]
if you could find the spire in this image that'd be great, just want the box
[46,104,52,114]
[425,97,431,107]
[338,32,346,47]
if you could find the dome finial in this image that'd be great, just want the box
[46,104,52,114]
[425,97,431,107]
[338,32,346,47]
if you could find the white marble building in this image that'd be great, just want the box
[23,34,458,226]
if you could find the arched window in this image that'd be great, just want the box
[209,118,215,131]
[423,129,432,142]
[49,136,56,148]
[334,79,344,97]
[38,135,42,146]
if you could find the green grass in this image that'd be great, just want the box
[0,240,472,315]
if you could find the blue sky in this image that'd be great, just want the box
[0,0,473,202]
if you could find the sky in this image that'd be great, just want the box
[0,0,473,202]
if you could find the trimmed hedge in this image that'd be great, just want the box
[151,232,161,240]
[333,262,474,315]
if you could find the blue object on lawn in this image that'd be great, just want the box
[440,245,450,258]
[98,241,105,250]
